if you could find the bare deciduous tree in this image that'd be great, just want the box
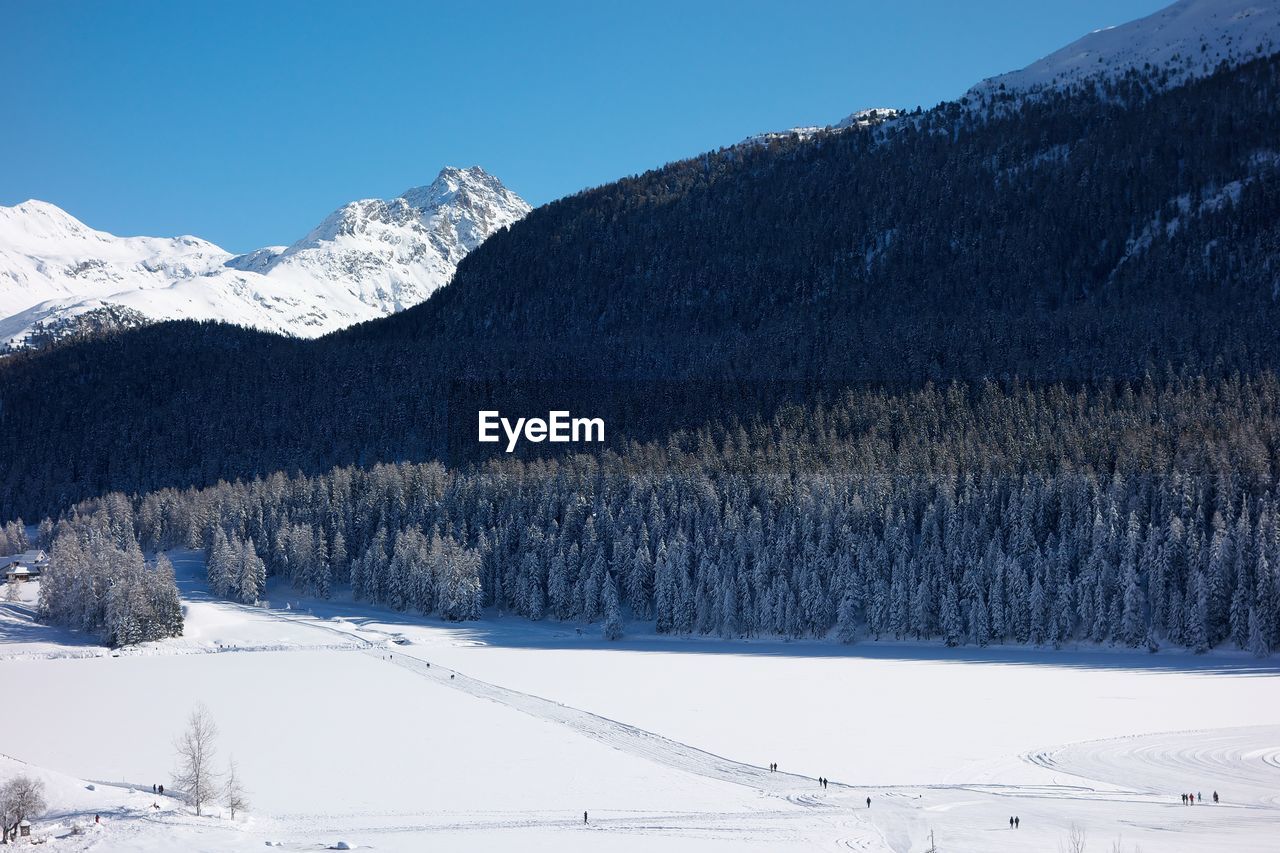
[173,704,219,816]
[1060,823,1087,853]
[0,775,46,843]
[224,756,248,820]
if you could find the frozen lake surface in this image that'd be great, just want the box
[3,551,1278,851]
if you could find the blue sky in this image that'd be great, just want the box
[2,0,1169,252]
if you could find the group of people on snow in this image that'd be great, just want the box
[763,763,874,809]
[1181,791,1219,804]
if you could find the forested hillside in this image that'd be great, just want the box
[3,56,1280,520]
[51,375,1280,653]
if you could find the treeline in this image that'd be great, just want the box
[56,375,1280,655]
[37,497,183,646]
[5,56,1280,520]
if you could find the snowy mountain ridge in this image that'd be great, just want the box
[0,166,529,349]
[969,0,1280,102]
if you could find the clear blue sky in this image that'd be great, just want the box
[2,0,1169,252]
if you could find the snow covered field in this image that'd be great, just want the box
[4,552,1279,851]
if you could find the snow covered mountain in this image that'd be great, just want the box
[0,166,529,349]
[970,0,1280,101]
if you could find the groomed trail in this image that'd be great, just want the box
[369,646,824,797]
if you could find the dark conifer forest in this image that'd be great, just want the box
[45,376,1280,653]
[6,55,1280,651]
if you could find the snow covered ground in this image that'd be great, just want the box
[4,552,1279,851]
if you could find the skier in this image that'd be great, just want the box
[1213,791,1219,803]
[1014,816,1020,829]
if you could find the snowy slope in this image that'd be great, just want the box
[0,167,529,348]
[971,0,1280,100]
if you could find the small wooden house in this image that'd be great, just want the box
[1,549,48,582]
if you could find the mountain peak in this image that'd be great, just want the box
[0,199,95,243]
[400,165,524,215]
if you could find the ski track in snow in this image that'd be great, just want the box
[1025,726,1280,807]
[369,646,822,796]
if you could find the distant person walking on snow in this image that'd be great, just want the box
[1182,793,1187,805]
[1213,791,1219,803]
[158,784,164,796]
[1014,816,1020,829]
[1009,816,1015,829]
[583,811,588,824]
[866,797,871,809]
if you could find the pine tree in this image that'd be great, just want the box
[602,572,624,640]
[1248,605,1270,658]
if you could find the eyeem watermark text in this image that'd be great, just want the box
[478,411,605,452]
